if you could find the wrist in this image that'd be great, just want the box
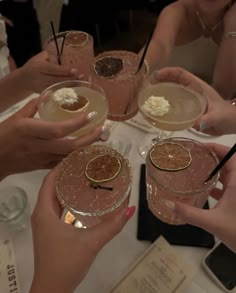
[224,102,236,134]
[30,277,71,293]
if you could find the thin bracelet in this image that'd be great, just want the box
[224,31,236,38]
[144,59,150,76]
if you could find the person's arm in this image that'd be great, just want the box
[144,2,187,73]
[0,67,32,112]
[212,3,236,99]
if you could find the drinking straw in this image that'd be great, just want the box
[136,28,154,74]
[204,142,236,183]
[60,34,66,57]
[50,21,61,65]
[124,27,155,114]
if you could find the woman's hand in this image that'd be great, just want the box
[19,51,79,93]
[0,98,102,180]
[154,67,236,135]
[174,143,236,252]
[30,169,136,293]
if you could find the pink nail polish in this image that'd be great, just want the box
[126,206,136,219]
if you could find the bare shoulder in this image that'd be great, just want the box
[224,2,236,29]
[160,0,187,18]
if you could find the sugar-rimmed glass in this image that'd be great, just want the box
[56,145,132,228]
[146,137,219,225]
[91,50,145,121]
[45,30,94,81]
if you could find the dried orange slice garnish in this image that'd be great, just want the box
[150,142,192,171]
[94,56,123,78]
[85,154,121,182]
[65,31,88,47]
[60,95,89,112]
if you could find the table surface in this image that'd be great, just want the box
[0,96,235,293]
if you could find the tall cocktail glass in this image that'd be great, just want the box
[56,145,132,228]
[92,50,145,121]
[38,80,108,137]
[45,30,94,81]
[146,137,219,225]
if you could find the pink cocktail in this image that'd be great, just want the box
[45,30,94,81]
[56,145,132,228]
[92,50,145,121]
[146,137,219,225]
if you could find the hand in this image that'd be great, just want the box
[0,98,102,180]
[154,67,236,135]
[30,169,136,293]
[174,143,236,252]
[19,51,79,94]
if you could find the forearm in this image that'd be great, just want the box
[223,102,236,134]
[0,67,32,112]
[144,40,172,73]
[30,278,71,293]
[212,36,236,99]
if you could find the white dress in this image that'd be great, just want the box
[0,16,10,79]
[167,36,218,83]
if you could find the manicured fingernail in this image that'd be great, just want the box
[126,206,136,219]
[87,111,97,121]
[70,68,78,75]
[164,200,175,212]
[100,126,110,141]
[200,121,206,132]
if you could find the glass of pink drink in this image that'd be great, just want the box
[92,50,145,121]
[45,30,94,81]
[146,137,219,225]
[56,145,132,228]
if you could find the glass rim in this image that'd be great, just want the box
[0,186,28,223]
[46,30,93,46]
[39,79,109,125]
[138,81,207,127]
[146,137,220,195]
[55,145,132,217]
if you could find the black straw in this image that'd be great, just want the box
[50,21,61,65]
[204,142,236,183]
[136,28,154,74]
[60,34,66,57]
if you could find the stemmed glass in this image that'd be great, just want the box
[137,71,207,158]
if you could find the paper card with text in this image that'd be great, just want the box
[0,240,21,293]
[109,236,196,293]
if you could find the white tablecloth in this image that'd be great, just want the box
[0,97,235,293]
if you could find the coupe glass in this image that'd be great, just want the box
[146,137,219,225]
[38,80,108,137]
[45,30,94,81]
[56,144,132,228]
[137,72,207,158]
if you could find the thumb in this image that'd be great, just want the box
[88,206,136,251]
[175,202,217,232]
[194,112,218,133]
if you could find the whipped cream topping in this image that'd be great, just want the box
[52,88,78,106]
[142,96,170,117]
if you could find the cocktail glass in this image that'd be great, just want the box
[146,137,219,225]
[38,80,108,137]
[56,144,132,228]
[137,72,207,158]
[45,30,94,81]
[91,50,145,121]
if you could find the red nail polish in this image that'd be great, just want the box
[126,206,136,219]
